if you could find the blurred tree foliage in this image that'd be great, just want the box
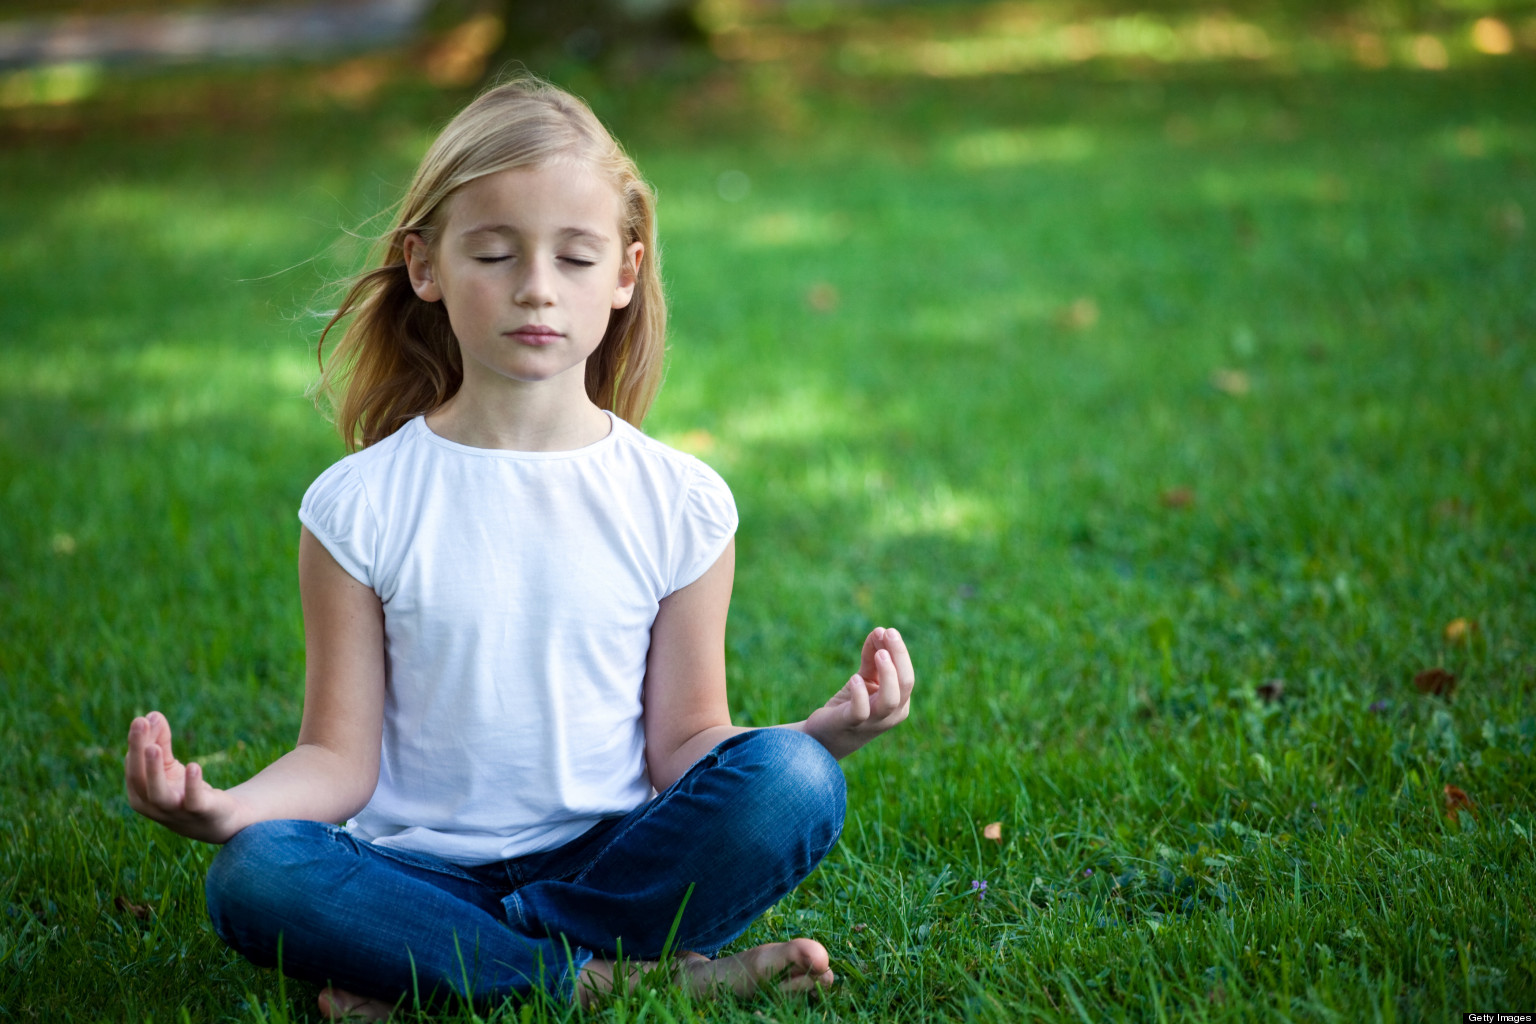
[3,0,1530,31]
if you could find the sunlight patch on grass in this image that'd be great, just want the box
[55,182,300,262]
[119,344,313,432]
[0,61,103,108]
[943,127,1096,169]
[723,385,860,445]
[838,12,1276,78]
[1428,120,1536,161]
[870,480,1007,542]
[705,2,1534,80]
[1,339,316,435]
[739,208,854,248]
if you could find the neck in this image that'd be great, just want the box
[425,377,612,452]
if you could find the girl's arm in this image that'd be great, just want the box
[124,528,386,844]
[642,538,915,792]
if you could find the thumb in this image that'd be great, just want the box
[845,673,871,726]
[183,762,213,814]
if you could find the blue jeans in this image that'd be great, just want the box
[204,729,845,1008]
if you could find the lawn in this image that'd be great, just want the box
[2,7,1534,1021]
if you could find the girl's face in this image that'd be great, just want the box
[404,161,642,401]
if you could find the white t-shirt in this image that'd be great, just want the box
[298,412,737,865]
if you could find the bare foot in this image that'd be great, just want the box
[578,938,834,1005]
[318,986,396,1021]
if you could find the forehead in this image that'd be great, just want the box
[445,162,623,235]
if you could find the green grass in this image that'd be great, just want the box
[3,22,1535,1024]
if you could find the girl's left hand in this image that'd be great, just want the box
[801,626,915,759]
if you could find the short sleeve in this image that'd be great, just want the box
[298,459,378,589]
[668,460,738,595]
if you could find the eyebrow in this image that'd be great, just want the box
[459,224,612,244]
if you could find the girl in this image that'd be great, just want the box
[123,75,914,1019]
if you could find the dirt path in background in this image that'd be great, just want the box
[0,0,431,70]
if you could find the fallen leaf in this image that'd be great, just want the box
[806,282,839,312]
[1256,678,1285,704]
[114,896,151,919]
[1491,200,1525,239]
[1159,486,1194,509]
[1443,618,1478,644]
[1210,368,1250,397]
[852,922,868,933]
[1432,497,1475,523]
[983,822,1003,842]
[671,429,716,456]
[1055,297,1099,331]
[1443,784,1475,821]
[1413,667,1457,698]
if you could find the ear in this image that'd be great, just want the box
[612,241,643,310]
[403,233,442,303]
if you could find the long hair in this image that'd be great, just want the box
[312,75,666,451]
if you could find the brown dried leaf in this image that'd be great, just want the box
[1055,297,1099,331]
[672,429,716,456]
[1442,618,1478,645]
[1443,784,1475,821]
[1210,368,1251,397]
[1432,497,1475,523]
[114,896,151,919]
[1413,667,1457,697]
[1256,678,1285,704]
[1159,486,1195,509]
[806,282,840,312]
[982,821,1003,842]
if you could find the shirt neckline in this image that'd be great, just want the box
[411,410,621,461]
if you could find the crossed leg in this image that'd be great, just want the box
[215,730,846,1019]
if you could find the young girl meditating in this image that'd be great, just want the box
[122,76,914,1019]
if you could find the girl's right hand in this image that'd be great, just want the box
[124,711,244,844]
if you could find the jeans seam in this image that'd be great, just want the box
[355,837,483,886]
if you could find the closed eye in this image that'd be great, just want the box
[473,255,511,264]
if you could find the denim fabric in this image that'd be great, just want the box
[204,728,845,1008]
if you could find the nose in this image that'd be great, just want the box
[513,257,556,308]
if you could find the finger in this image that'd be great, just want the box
[884,627,916,699]
[858,627,885,682]
[147,711,175,765]
[872,648,902,717]
[124,718,150,801]
[141,744,177,810]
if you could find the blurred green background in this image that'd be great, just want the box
[2,1,1534,1021]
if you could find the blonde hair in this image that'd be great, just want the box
[313,75,665,451]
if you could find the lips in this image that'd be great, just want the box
[507,325,562,344]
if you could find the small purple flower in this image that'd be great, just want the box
[1369,699,1389,714]
[1083,868,1094,878]
[970,879,988,900]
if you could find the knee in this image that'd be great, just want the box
[726,729,846,842]
[205,819,339,954]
